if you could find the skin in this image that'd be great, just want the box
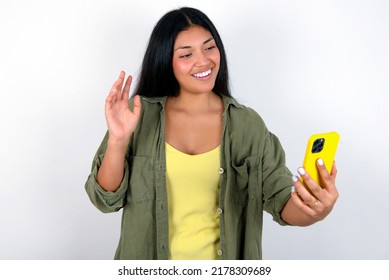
[165,26,223,155]
[97,25,338,226]
[281,160,339,226]
[96,73,141,191]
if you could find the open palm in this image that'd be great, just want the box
[105,71,141,142]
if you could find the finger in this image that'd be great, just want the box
[317,159,339,198]
[105,89,118,109]
[330,161,337,180]
[116,71,126,99]
[292,175,320,208]
[105,89,117,104]
[316,159,336,191]
[106,71,125,102]
[109,71,125,97]
[122,75,133,100]
[112,71,125,91]
[132,95,142,117]
[297,167,323,198]
[290,186,316,215]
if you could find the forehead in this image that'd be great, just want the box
[174,25,213,47]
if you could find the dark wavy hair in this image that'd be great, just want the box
[133,7,231,97]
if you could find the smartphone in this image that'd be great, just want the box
[301,132,340,188]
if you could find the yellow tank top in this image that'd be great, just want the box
[165,142,221,260]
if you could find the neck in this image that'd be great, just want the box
[167,91,222,113]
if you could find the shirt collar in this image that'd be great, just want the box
[140,95,244,111]
[222,95,244,112]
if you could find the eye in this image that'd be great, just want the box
[179,53,192,59]
[205,45,216,51]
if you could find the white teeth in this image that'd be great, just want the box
[193,69,211,78]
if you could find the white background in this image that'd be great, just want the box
[0,0,388,259]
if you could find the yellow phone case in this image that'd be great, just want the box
[301,132,340,188]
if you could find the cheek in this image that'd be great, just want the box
[212,51,221,66]
[172,60,179,75]
[172,60,189,79]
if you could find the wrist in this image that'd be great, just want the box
[107,136,130,154]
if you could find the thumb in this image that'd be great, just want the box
[132,95,142,117]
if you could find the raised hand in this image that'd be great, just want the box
[105,71,141,144]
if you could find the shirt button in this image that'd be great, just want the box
[217,208,223,215]
[217,249,223,256]
[218,168,224,174]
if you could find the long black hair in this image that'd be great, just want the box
[133,7,231,97]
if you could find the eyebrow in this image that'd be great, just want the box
[174,37,215,51]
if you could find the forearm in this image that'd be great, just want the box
[97,137,129,192]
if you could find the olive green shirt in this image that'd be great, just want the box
[85,96,293,260]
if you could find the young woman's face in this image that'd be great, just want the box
[172,25,220,96]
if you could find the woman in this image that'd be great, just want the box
[85,7,338,260]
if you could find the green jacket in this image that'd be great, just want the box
[85,95,293,259]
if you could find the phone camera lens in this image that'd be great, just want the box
[312,138,325,153]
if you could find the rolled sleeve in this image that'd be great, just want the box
[84,132,130,213]
[262,131,293,225]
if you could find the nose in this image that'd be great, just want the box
[194,50,210,66]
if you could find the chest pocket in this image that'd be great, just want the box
[230,156,262,204]
[127,156,155,203]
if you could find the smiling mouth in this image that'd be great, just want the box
[192,69,212,78]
